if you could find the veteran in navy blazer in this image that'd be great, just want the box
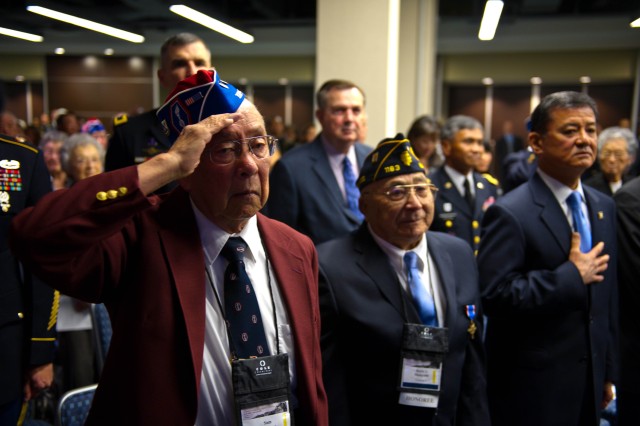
[429,116,498,254]
[319,136,489,426]
[265,79,371,245]
[477,91,617,426]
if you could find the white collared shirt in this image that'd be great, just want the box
[537,168,591,232]
[444,164,475,198]
[369,227,446,326]
[192,205,296,426]
[322,135,360,202]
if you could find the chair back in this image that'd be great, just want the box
[57,384,97,426]
[90,303,112,373]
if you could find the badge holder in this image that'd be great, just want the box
[397,323,449,408]
[232,353,293,426]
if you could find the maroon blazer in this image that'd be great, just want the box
[10,166,328,426]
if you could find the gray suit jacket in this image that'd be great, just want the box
[265,136,371,245]
[318,225,490,426]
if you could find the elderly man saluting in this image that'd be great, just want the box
[10,70,328,426]
[318,135,489,426]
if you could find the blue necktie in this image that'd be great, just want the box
[566,191,592,253]
[343,156,364,221]
[221,237,270,359]
[404,252,438,326]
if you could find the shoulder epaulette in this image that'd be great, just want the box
[482,173,500,186]
[113,114,128,126]
[0,135,38,153]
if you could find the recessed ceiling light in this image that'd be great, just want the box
[55,47,65,55]
[104,48,114,56]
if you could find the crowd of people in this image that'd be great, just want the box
[2,30,640,426]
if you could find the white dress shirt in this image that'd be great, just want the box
[369,227,447,326]
[192,205,296,426]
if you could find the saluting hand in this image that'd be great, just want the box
[166,114,238,178]
[138,113,238,195]
[568,232,609,285]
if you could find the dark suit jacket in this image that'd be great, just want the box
[583,171,630,197]
[318,225,489,426]
[429,168,499,253]
[10,166,328,426]
[0,134,56,405]
[613,176,640,425]
[264,135,372,245]
[494,134,525,182]
[105,109,176,193]
[477,172,618,426]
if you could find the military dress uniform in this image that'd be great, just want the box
[0,134,57,420]
[105,110,176,193]
[429,167,499,254]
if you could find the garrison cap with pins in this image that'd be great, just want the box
[357,133,426,189]
[156,69,245,143]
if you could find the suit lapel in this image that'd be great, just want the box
[530,173,572,254]
[354,226,408,320]
[156,188,206,387]
[309,137,361,223]
[584,186,607,249]
[257,214,315,350]
[427,233,458,330]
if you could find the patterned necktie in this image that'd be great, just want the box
[404,252,438,326]
[566,191,592,253]
[343,156,364,221]
[463,177,475,211]
[221,237,270,359]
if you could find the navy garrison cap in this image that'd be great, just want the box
[156,69,245,143]
[357,133,426,189]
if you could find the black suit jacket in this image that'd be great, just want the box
[265,136,372,245]
[318,225,489,426]
[494,134,525,182]
[613,176,640,425]
[105,109,175,193]
[583,171,630,197]
[477,172,618,426]
[0,134,56,404]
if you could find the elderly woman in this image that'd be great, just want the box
[61,133,105,184]
[407,114,444,175]
[584,126,638,196]
[56,132,104,393]
[39,130,69,190]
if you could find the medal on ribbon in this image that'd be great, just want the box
[465,304,477,339]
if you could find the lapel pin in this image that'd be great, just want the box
[598,211,604,220]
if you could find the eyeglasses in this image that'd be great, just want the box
[599,149,628,160]
[207,135,278,165]
[376,183,438,201]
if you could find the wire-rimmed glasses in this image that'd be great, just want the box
[207,135,278,164]
[379,183,438,201]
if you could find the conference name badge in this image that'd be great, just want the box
[398,324,449,409]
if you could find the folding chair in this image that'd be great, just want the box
[90,303,112,373]
[57,384,97,426]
